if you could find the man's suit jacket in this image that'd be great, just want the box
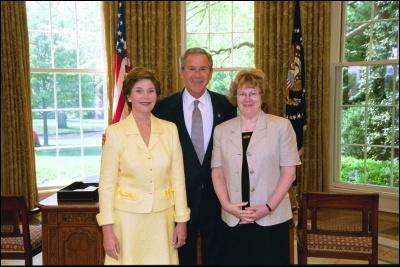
[152,89,237,222]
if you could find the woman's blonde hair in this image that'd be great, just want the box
[226,68,270,108]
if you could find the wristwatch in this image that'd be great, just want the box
[266,203,274,215]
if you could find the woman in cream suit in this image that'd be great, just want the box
[96,67,190,265]
[211,68,301,265]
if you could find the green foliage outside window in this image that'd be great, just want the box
[338,1,398,188]
[341,156,399,187]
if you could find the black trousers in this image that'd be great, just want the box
[222,219,290,266]
[178,189,225,266]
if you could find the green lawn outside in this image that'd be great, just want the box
[35,147,102,186]
[33,118,105,135]
[34,115,104,186]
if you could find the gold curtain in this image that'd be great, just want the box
[103,1,184,125]
[255,1,331,194]
[1,1,38,209]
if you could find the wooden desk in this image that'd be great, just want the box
[37,194,105,265]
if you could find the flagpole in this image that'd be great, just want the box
[112,1,131,124]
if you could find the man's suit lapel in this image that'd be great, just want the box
[203,91,225,165]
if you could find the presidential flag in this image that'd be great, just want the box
[286,0,306,155]
[112,1,131,124]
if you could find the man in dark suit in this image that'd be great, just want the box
[152,47,237,265]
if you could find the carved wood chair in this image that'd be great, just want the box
[296,192,379,264]
[1,196,42,265]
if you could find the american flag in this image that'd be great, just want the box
[112,1,131,124]
[286,0,306,155]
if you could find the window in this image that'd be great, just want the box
[184,1,254,95]
[27,1,106,188]
[331,2,399,197]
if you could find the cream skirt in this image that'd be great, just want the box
[104,206,178,265]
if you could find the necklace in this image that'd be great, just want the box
[241,117,257,132]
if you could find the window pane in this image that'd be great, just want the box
[233,33,255,67]
[78,32,102,69]
[59,148,83,183]
[210,1,232,32]
[366,147,392,186]
[186,1,209,33]
[367,107,393,146]
[82,121,104,146]
[341,107,365,145]
[33,111,56,148]
[210,33,232,67]
[31,73,55,109]
[346,1,372,23]
[372,21,399,61]
[233,1,254,32]
[209,71,238,95]
[56,74,79,108]
[36,149,57,186]
[53,33,77,68]
[83,147,102,176]
[76,2,101,32]
[340,145,365,184]
[368,65,392,104]
[379,65,398,105]
[26,1,50,31]
[374,1,399,20]
[29,32,52,68]
[187,34,209,50]
[50,1,76,31]
[344,23,371,62]
[343,66,367,104]
[81,74,101,109]
[344,1,399,62]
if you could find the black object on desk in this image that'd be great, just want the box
[57,181,98,201]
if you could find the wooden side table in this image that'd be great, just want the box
[37,194,105,265]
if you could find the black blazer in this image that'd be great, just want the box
[152,89,237,223]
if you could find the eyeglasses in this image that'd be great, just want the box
[237,91,261,99]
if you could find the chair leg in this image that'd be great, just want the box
[25,256,33,266]
[297,243,307,264]
[297,242,301,264]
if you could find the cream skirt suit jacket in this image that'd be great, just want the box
[97,113,190,264]
[211,111,301,227]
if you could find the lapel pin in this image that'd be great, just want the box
[217,113,221,118]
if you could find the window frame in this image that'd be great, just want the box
[182,1,255,96]
[330,1,399,213]
[28,1,107,192]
